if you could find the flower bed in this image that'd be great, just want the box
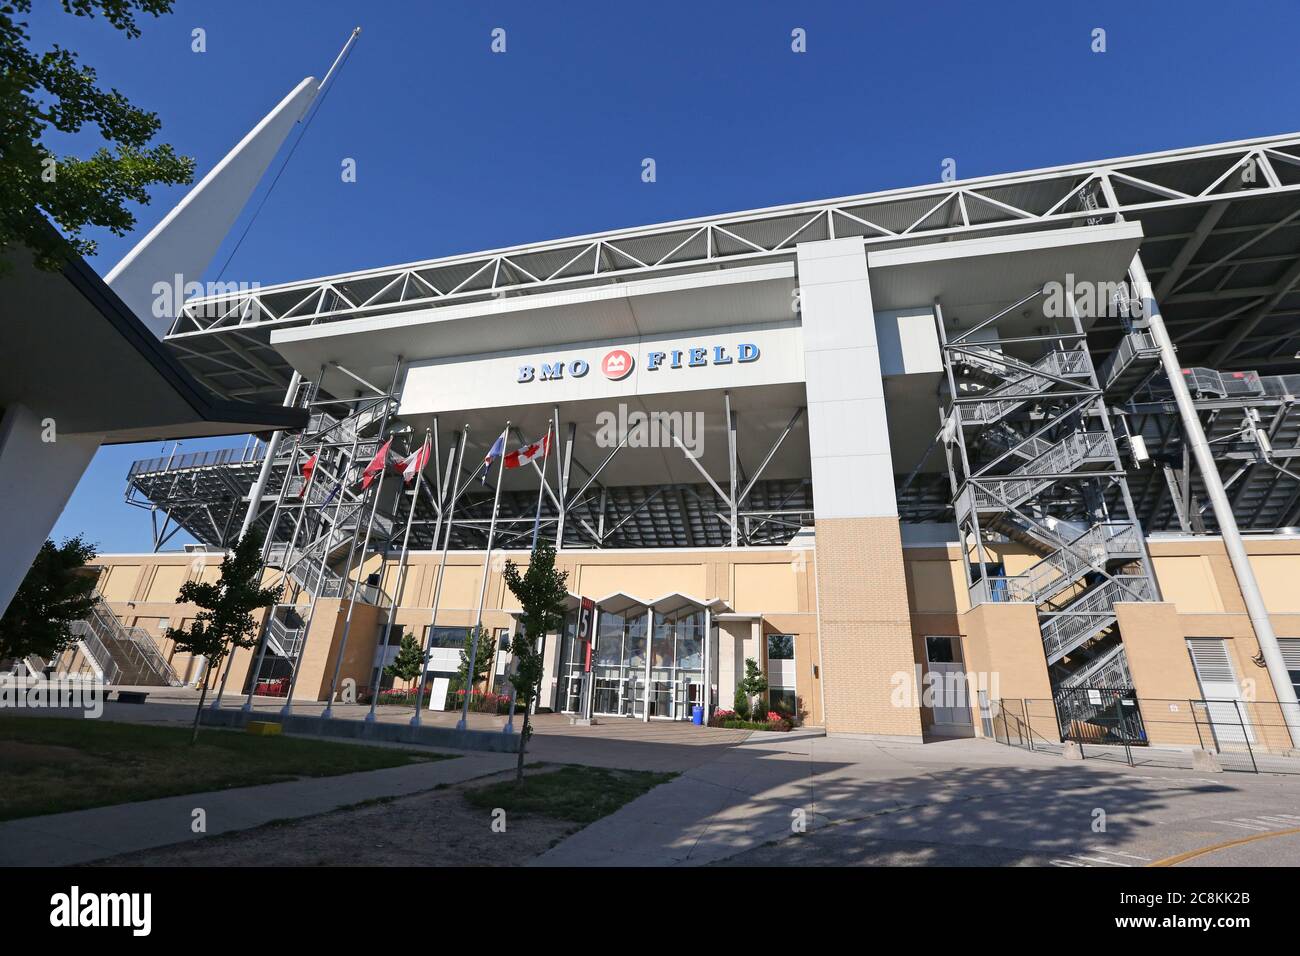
[374,686,430,707]
[452,689,520,715]
[708,709,792,732]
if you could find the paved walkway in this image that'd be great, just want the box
[532,733,1300,866]
[0,750,515,867]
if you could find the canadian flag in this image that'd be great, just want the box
[393,433,431,484]
[360,438,392,490]
[299,453,318,496]
[504,431,551,469]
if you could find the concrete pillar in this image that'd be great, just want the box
[0,405,101,616]
[797,238,923,741]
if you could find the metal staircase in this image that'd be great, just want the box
[938,281,1160,708]
[69,597,181,686]
[242,384,402,691]
[955,347,1093,426]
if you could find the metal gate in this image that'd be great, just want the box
[1053,687,1147,756]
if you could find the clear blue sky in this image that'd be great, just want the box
[39,0,1300,553]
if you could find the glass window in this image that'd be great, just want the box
[624,613,647,668]
[424,625,466,649]
[652,618,676,668]
[767,634,794,660]
[594,611,625,666]
[770,688,797,716]
[676,635,702,671]
[925,636,957,664]
[497,628,511,652]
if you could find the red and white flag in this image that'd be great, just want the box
[504,431,551,469]
[360,438,392,490]
[299,453,318,496]
[393,433,431,484]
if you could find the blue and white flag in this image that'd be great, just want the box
[480,432,506,484]
[319,480,341,508]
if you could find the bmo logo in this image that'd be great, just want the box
[517,340,758,384]
[601,349,634,381]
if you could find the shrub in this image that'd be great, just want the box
[733,688,750,721]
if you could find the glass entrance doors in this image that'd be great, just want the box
[560,604,707,720]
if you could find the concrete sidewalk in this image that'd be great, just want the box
[531,734,1300,867]
[0,750,515,867]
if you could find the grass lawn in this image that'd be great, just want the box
[0,716,448,821]
[463,764,676,824]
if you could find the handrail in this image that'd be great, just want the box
[68,621,122,685]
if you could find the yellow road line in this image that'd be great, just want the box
[1148,825,1300,867]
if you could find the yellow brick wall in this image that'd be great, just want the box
[813,517,923,740]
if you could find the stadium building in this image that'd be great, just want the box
[76,131,1300,749]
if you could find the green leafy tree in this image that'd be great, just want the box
[742,657,768,719]
[0,535,98,663]
[383,630,423,685]
[456,624,496,699]
[167,531,280,743]
[502,541,568,784]
[1,0,195,272]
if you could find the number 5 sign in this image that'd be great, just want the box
[577,597,595,672]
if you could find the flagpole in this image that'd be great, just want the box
[530,419,552,551]
[412,426,469,726]
[366,429,429,722]
[458,422,510,731]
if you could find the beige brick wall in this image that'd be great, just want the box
[813,517,923,740]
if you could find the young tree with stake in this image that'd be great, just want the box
[167,531,280,743]
[456,624,497,708]
[502,541,568,784]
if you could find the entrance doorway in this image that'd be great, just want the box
[559,603,707,720]
[924,636,973,734]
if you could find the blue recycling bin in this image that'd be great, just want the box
[691,705,704,725]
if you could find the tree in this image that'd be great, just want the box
[742,657,768,719]
[456,624,496,700]
[0,535,98,664]
[1,1,194,272]
[732,686,750,721]
[166,531,280,743]
[502,541,568,784]
[383,630,423,685]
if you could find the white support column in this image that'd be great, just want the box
[1131,253,1300,746]
[725,392,738,547]
[797,240,897,519]
[0,406,101,615]
[237,371,302,543]
[643,606,654,722]
[702,606,713,718]
[105,78,320,335]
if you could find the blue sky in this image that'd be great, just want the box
[36,0,1300,552]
